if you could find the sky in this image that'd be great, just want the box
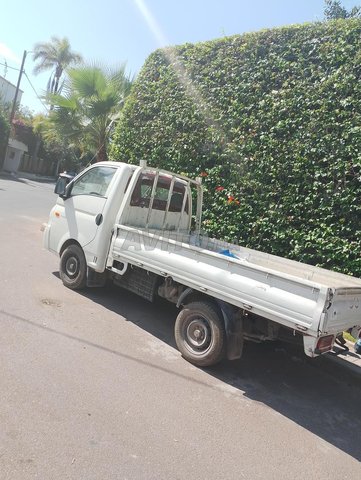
[0,0,355,114]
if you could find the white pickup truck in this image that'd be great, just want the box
[43,160,361,367]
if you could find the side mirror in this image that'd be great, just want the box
[54,172,75,197]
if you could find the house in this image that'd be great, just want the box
[3,138,28,173]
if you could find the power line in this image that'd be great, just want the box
[0,59,49,112]
[0,61,21,72]
[23,71,49,112]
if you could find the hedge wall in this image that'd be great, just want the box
[111,19,361,276]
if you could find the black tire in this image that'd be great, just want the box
[174,301,226,367]
[59,244,87,290]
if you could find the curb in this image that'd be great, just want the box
[0,171,55,183]
[0,171,17,178]
[18,172,56,183]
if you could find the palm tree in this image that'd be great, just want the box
[32,37,82,94]
[46,63,133,162]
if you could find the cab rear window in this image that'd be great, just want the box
[130,173,189,213]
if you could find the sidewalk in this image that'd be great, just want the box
[17,171,56,183]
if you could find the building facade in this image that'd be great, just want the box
[0,75,23,105]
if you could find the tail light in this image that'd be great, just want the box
[315,335,334,354]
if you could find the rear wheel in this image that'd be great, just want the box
[174,301,226,367]
[60,244,87,290]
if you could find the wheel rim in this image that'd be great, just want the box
[184,317,211,353]
[65,255,79,278]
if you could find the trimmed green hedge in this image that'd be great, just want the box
[111,19,361,276]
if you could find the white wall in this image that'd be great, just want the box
[0,75,23,105]
[4,138,28,173]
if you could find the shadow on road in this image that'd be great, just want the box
[73,283,361,462]
[10,277,361,461]
[0,174,28,184]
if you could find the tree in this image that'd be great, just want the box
[324,0,360,19]
[0,103,10,160]
[32,37,82,94]
[46,63,133,162]
[31,114,83,174]
[11,107,36,154]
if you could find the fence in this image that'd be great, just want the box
[20,153,57,177]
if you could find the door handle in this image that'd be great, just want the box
[95,213,103,225]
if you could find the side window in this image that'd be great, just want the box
[71,166,116,197]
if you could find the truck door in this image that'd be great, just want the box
[50,165,117,251]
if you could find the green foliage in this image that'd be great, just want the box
[324,0,360,20]
[32,36,82,94]
[47,63,132,162]
[0,104,10,154]
[33,114,82,172]
[12,106,37,154]
[111,19,361,276]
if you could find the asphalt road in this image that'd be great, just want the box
[0,175,360,480]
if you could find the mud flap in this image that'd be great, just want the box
[217,300,244,361]
[86,268,108,287]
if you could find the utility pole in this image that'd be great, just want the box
[0,50,27,171]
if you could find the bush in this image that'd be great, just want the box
[0,105,10,155]
[111,19,361,276]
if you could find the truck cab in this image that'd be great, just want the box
[44,161,202,280]
[45,163,136,271]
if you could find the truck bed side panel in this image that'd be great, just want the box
[111,227,329,335]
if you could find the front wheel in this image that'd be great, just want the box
[174,301,226,367]
[59,244,87,290]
